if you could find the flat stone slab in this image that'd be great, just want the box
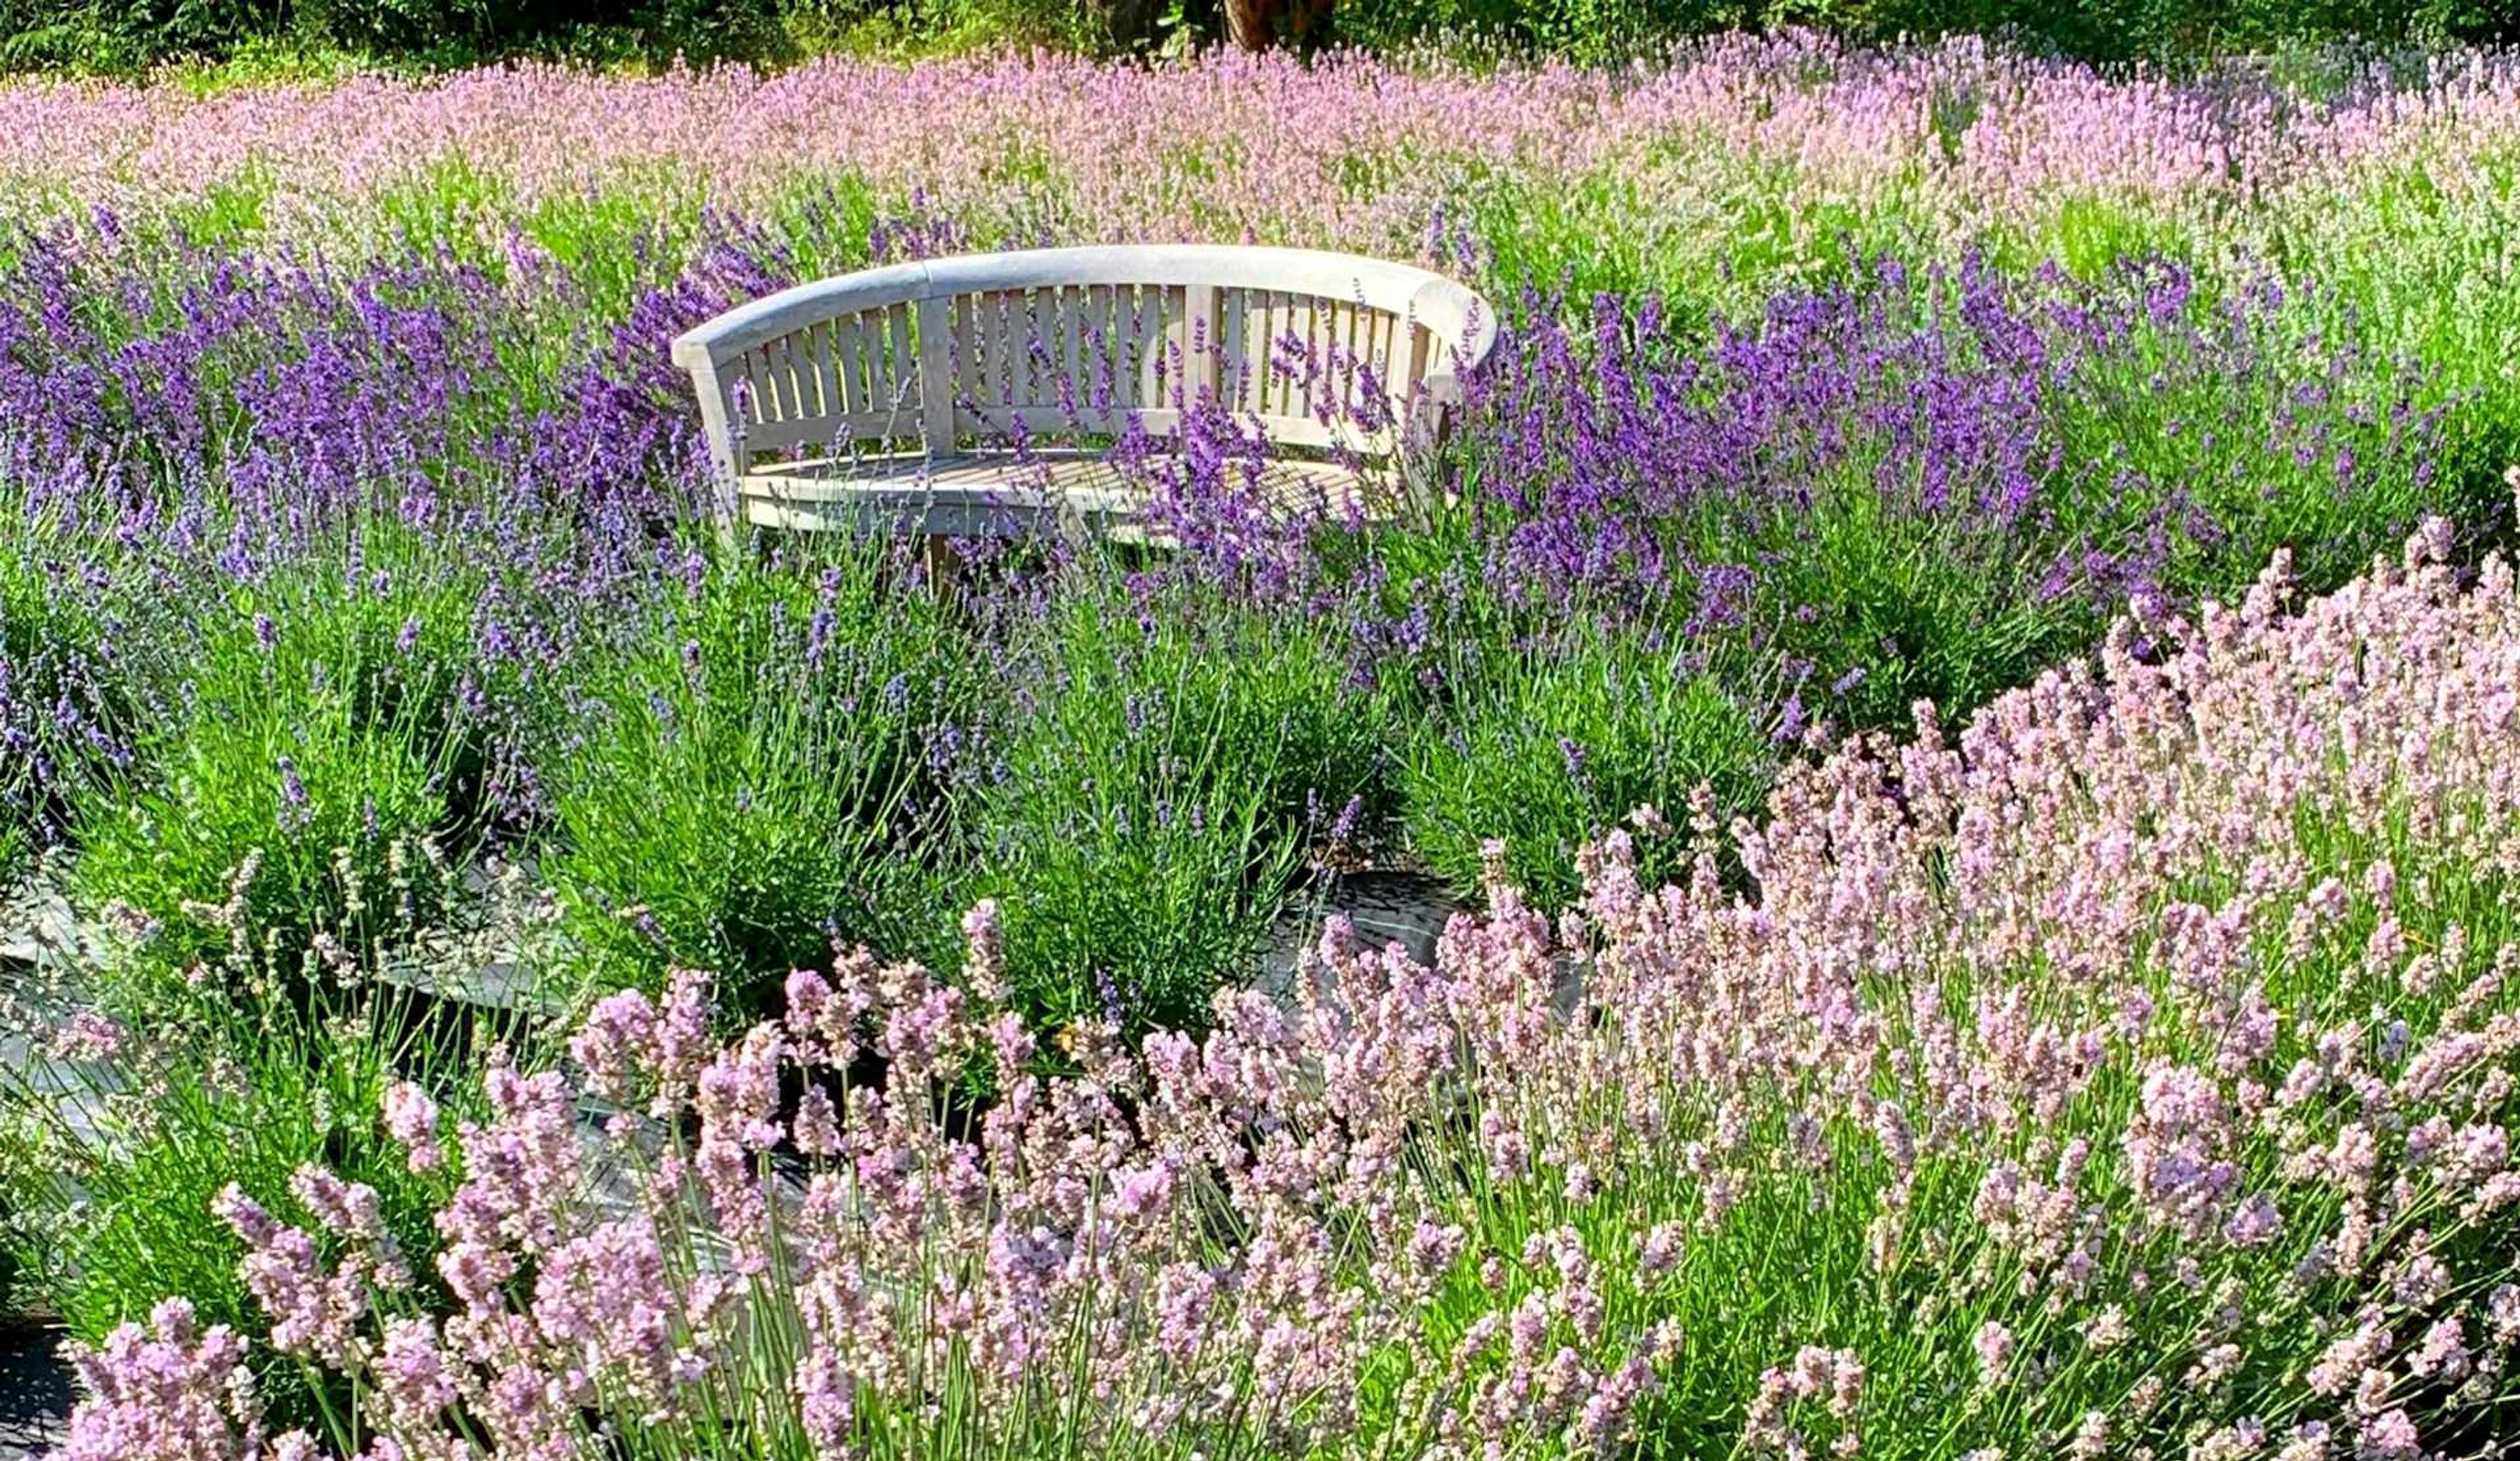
[0,1321,72,1459]
[0,879,98,979]
[1259,868,1469,995]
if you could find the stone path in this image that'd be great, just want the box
[0,1321,68,1460]
[2,872,106,1458]
[1259,866,1466,994]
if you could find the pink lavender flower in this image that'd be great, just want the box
[962,898,1009,1004]
[695,1023,786,1150]
[571,986,659,1101]
[373,1315,457,1426]
[59,1300,261,1461]
[211,1185,362,1364]
[795,1346,855,1457]
[1636,1222,1686,1281]
[287,1166,409,1289]
[52,1009,124,1061]
[792,1084,841,1156]
[50,520,2520,1459]
[784,967,833,1037]
[2359,1409,2420,1461]
[1971,1320,2015,1386]
[381,1080,442,1172]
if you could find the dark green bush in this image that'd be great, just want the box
[3,0,2499,74]
[1328,0,2507,63]
[0,0,733,71]
[0,0,1120,71]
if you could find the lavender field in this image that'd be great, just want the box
[4,34,2520,1461]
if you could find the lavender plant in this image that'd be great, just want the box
[545,534,980,1011]
[2,887,515,1437]
[67,532,493,998]
[43,520,2520,1459]
[973,576,1389,1034]
[5,36,2519,1461]
[1395,620,1770,907]
[0,520,132,878]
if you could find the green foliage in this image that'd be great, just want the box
[545,538,973,1012]
[0,0,1135,74]
[975,579,1385,1033]
[5,0,2496,74]
[1328,0,2507,64]
[0,0,660,73]
[780,0,1128,54]
[0,530,127,876]
[1399,622,1769,907]
[68,534,488,996]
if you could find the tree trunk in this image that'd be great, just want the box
[1223,0,1334,49]
[1224,0,1276,51]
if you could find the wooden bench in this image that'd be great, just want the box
[669,245,1497,549]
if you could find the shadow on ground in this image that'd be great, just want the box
[0,1319,71,1458]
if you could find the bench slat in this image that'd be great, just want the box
[837,316,860,417]
[736,412,930,454]
[775,333,810,421]
[734,347,771,426]
[751,335,781,415]
[853,309,877,420]
[1183,284,1216,406]
[797,322,828,419]
[885,303,915,421]
[916,296,956,455]
[1219,288,1246,408]
[1058,287,1082,408]
[988,291,1015,408]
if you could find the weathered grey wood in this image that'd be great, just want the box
[686,356,745,553]
[915,295,956,457]
[1219,287,1249,407]
[670,246,1497,546]
[885,304,916,421]
[952,293,980,408]
[740,451,1366,548]
[734,412,931,454]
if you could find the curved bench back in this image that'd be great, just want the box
[669,245,1496,531]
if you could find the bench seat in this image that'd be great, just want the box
[736,451,1372,542]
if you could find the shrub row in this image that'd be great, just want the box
[0,0,2506,74]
